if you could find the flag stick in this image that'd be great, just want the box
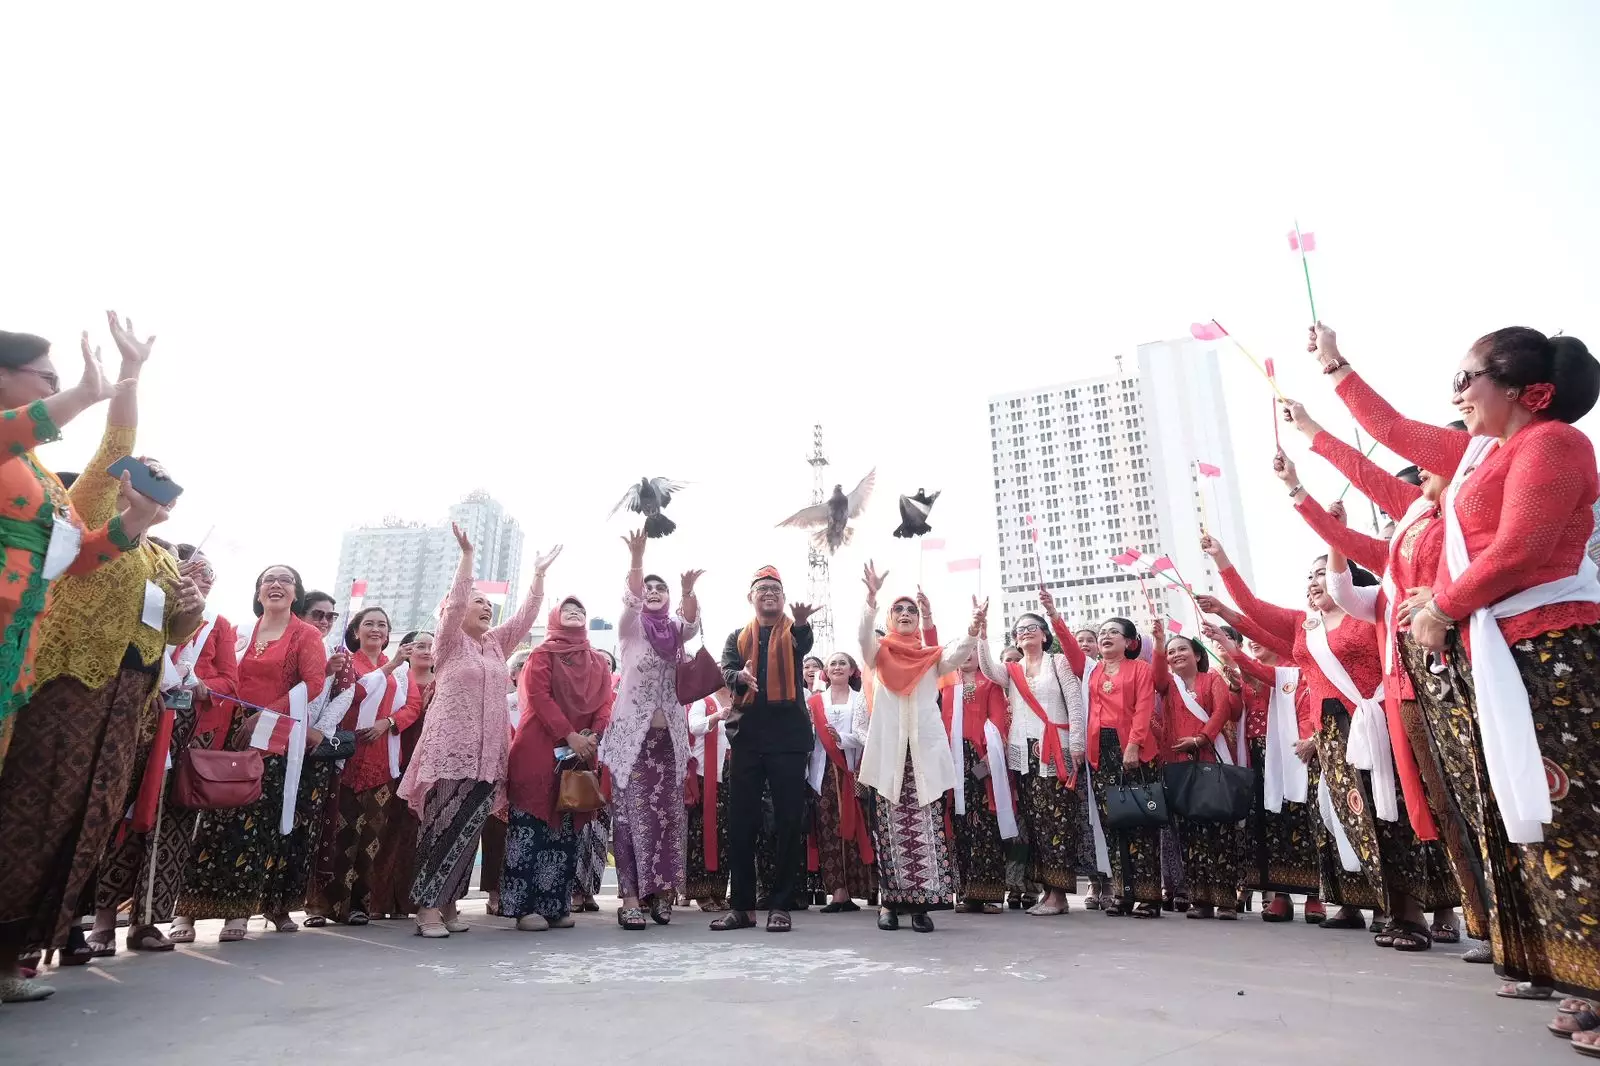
[1194,462,1211,533]
[1334,439,1384,500]
[1271,392,1282,454]
[1293,219,1318,323]
[1213,320,1286,399]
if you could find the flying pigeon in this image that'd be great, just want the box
[778,469,875,554]
[610,476,687,538]
[892,488,940,538]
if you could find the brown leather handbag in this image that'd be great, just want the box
[555,753,605,814]
[173,747,264,810]
[675,612,724,705]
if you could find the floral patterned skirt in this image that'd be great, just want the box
[501,807,577,921]
[1014,741,1084,894]
[686,776,729,901]
[611,727,685,901]
[1089,728,1162,907]
[815,761,877,901]
[1176,813,1244,909]
[1240,737,1321,895]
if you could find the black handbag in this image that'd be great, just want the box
[1162,758,1253,823]
[1103,771,1170,830]
[306,730,359,762]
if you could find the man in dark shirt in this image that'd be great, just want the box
[713,566,815,932]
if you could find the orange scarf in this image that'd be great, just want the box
[873,629,944,696]
[736,615,796,706]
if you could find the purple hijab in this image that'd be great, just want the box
[639,576,682,662]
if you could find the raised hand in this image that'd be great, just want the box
[1273,450,1299,486]
[1309,323,1342,370]
[681,569,705,597]
[534,545,563,573]
[790,601,817,627]
[1279,398,1321,439]
[915,585,932,623]
[77,332,116,403]
[1201,621,1238,654]
[972,595,990,639]
[117,471,173,530]
[105,310,156,367]
[622,527,647,561]
[1038,584,1058,618]
[861,560,887,608]
[1194,593,1228,617]
[452,522,473,554]
[1328,500,1349,527]
[1199,533,1230,569]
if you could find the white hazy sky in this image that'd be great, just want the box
[3,2,1596,649]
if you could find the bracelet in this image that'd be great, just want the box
[1321,359,1350,375]
[1288,484,1306,498]
[1423,601,1457,627]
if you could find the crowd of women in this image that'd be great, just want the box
[0,316,1597,1056]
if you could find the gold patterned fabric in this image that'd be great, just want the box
[33,423,183,691]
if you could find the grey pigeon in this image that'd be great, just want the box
[610,476,687,538]
[778,469,875,554]
[893,488,940,538]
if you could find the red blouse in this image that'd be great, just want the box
[236,615,328,713]
[1336,372,1600,641]
[1085,655,1157,769]
[1220,566,1384,730]
[1150,646,1240,764]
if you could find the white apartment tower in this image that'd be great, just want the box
[988,337,1255,637]
[333,491,525,638]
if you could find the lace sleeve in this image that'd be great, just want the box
[1335,372,1469,477]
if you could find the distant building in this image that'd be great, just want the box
[987,338,1254,634]
[333,491,525,638]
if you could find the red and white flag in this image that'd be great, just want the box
[1148,555,1177,575]
[349,579,368,598]
[921,538,947,551]
[1287,230,1316,253]
[473,580,510,606]
[1190,321,1228,342]
[1109,547,1143,568]
[1167,618,1184,635]
[1196,461,1223,478]
[249,711,295,755]
[1023,515,1039,543]
[947,557,981,573]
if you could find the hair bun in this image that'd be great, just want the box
[1549,334,1599,424]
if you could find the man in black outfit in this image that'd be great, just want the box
[713,566,815,932]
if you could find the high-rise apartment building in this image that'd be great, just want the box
[333,491,525,638]
[988,337,1254,635]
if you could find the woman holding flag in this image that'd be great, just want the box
[976,592,1085,917]
[808,653,875,911]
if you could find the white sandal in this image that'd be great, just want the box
[168,918,196,944]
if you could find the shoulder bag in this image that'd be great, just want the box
[1162,756,1253,823]
[675,608,724,705]
[1103,770,1170,831]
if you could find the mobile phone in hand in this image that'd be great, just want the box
[108,456,184,506]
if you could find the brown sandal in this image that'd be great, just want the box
[766,910,793,933]
[127,925,174,952]
[85,930,117,958]
[710,910,757,931]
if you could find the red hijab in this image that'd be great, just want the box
[532,598,612,730]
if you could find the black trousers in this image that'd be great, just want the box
[727,747,809,911]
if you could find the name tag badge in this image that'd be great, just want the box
[41,510,82,581]
[165,688,195,711]
[142,580,166,631]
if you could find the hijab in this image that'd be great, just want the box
[638,574,681,662]
[534,598,612,725]
[873,595,946,696]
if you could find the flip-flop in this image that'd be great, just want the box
[1563,1000,1598,1016]
[85,930,117,958]
[1498,982,1556,1001]
[1574,1030,1600,1058]
[1389,919,1433,952]
[1550,1011,1600,1038]
[766,910,793,933]
[127,925,174,952]
[709,910,757,931]
[1430,925,1461,944]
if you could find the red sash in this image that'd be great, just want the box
[1006,661,1076,787]
[808,695,874,865]
[128,704,177,833]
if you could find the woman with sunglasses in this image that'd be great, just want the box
[596,529,702,930]
[974,593,1087,918]
[1309,324,1600,1024]
[857,563,982,932]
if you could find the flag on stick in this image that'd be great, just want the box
[1204,320,1286,399]
[248,711,296,755]
[947,557,981,573]
[921,538,947,552]
[1196,462,1222,479]
[1190,321,1228,341]
[1290,220,1319,322]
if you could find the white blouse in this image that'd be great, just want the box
[977,642,1086,777]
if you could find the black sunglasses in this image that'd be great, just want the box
[1452,368,1492,394]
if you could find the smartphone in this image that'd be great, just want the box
[107,456,184,506]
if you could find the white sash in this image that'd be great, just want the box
[1317,770,1363,872]
[162,611,217,690]
[280,682,309,834]
[948,684,966,816]
[389,664,409,777]
[1305,618,1397,822]
[1263,666,1308,811]
[981,719,1019,840]
[1377,495,1437,671]
[1172,674,1233,765]
[354,664,407,779]
[1078,666,1112,874]
[1444,434,1600,842]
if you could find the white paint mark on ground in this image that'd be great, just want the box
[927,997,981,1011]
[440,944,947,986]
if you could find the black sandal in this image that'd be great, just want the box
[1132,903,1162,919]
[1321,911,1366,930]
[877,909,900,931]
[58,927,95,966]
[1389,919,1432,952]
[766,910,792,933]
[1374,921,1399,948]
[1172,894,1191,914]
[618,907,648,931]
[649,896,672,926]
[710,910,757,931]
[1430,924,1460,944]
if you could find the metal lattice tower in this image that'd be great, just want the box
[806,424,834,651]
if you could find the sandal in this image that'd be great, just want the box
[266,913,299,933]
[1303,899,1326,924]
[1564,1000,1599,1016]
[1498,981,1556,1001]
[618,907,648,931]
[1215,906,1238,921]
[1172,894,1191,914]
[709,910,757,931]
[1262,895,1293,923]
[1102,900,1128,917]
[1430,923,1460,944]
[1374,921,1399,948]
[85,929,117,958]
[1027,901,1069,916]
[1132,903,1162,919]
[1389,919,1432,952]
[219,919,249,943]
[1550,1010,1600,1038]
[415,921,449,938]
[168,919,196,945]
[767,910,792,933]
[1575,1031,1600,1058]
[58,927,95,966]
[1084,895,1102,911]
[127,925,174,952]
[303,915,329,928]
[1367,911,1389,933]
[1187,905,1215,920]
[1321,910,1366,931]
[345,912,369,927]
[649,896,673,926]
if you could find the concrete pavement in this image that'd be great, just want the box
[0,895,1579,1066]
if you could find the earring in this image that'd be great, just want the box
[1507,390,1517,398]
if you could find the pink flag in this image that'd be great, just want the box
[947,557,981,573]
[248,711,296,756]
[1196,462,1223,478]
[921,538,947,551]
[1288,230,1317,252]
[1149,555,1176,574]
[1023,515,1039,543]
[350,579,368,597]
[1264,357,1277,380]
[1190,321,1228,341]
[1166,618,1184,635]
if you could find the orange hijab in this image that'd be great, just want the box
[873,596,945,696]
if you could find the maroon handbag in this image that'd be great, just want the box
[675,613,724,705]
[173,747,264,810]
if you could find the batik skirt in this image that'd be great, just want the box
[1013,740,1084,895]
[306,782,392,922]
[1240,737,1321,895]
[686,776,729,901]
[872,755,954,914]
[1175,811,1243,910]
[1089,728,1163,907]
[500,807,578,921]
[575,808,610,899]
[814,761,877,901]
[0,668,155,949]
[612,727,686,901]
[407,778,493,910]
[369,788,423,916]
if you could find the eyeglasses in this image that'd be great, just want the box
[1015,623,1043,635]
[752,583,782,595]
[1452,368,1492,394]
[889,604,920,617]
[306,609,337,622]
[14,367,59,392]
[260,575,296,588]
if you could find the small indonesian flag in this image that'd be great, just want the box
[1264,357,1277,380]
[1190,321,1228,341]
[1023,515,1039,542]
[1288,230,1316,253]
[947,557,981,573]
[1109,548,1143,567]
[249,711,295,755]
[1196,461,1223,478]
[350,579,368,597]
[1148,555,1177,574]
[921,538,947,551]
[1167,618,1184,634]
[473,580,510,606]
